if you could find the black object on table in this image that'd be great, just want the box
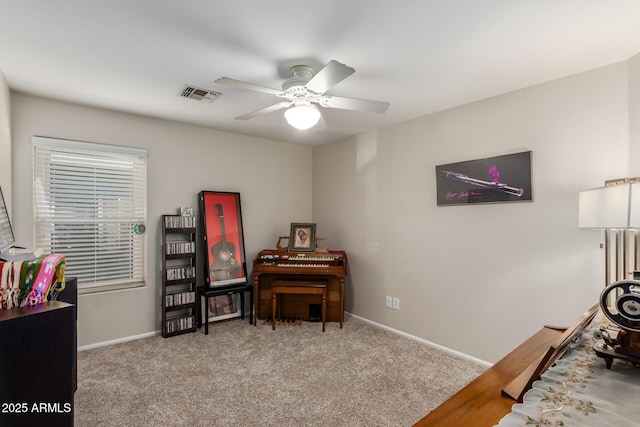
[593,339,640,369]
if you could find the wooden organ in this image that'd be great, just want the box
[252,250,347,326]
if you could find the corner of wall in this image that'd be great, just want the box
[628,52,640,177]
[0,69,11,215]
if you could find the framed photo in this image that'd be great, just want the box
[288,223,316,252]
[179,206,193,216]
[203,294,241,324]
[435,151,533,206]
[315,236,329,253]
[199,191,247,287]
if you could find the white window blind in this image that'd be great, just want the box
[33,136,147,293]
[0,186,15,253]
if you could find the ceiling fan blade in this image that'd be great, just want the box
[320,95,390,114]
[215,77,283,96]
[235,101,292,120]
[305,60,355,94]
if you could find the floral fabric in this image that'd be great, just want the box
[497,314,640,427]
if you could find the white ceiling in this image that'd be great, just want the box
[2,1,640,146]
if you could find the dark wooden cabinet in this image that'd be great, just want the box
[161,215,197,337]
[0,301,75,427]
[52,277,78,392]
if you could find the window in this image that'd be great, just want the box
[33,136,147,294]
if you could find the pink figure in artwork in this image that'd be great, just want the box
[488,165,501,184]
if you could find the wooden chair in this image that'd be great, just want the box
[271,280,327,332]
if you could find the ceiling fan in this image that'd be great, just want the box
[215,60,390,130]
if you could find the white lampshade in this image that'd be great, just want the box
[284,102,321,130]
[631,182,640,228]
[578,183,638,229]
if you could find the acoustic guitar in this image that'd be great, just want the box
[210,203,241,281]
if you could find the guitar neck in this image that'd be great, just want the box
[219,216,227,243]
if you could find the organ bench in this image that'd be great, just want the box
[271,279,327,331]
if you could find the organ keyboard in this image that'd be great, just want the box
[252,249,347,326]
[280,263,330,268]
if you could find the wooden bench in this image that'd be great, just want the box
[271,280,327,332]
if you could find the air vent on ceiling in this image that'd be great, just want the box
[179,85,221,103]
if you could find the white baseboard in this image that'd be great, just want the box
[80,314,491,368]
[78,330,160,351]
[346,312,492,368]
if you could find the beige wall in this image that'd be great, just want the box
[6,55,640,362]
[313,61,630,363]
[10,93,312,347]
[0,71,10,214]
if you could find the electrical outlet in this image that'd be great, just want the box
[392,298,400,310]
[386,296,392,308]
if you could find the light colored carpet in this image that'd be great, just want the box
[75,316,485,426]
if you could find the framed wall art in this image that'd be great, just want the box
[435,151,533,206]
[199,191,247,287]
[288,223,316,252]
[203,294,241,324]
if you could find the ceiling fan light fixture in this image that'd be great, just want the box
[284,102,321,130]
